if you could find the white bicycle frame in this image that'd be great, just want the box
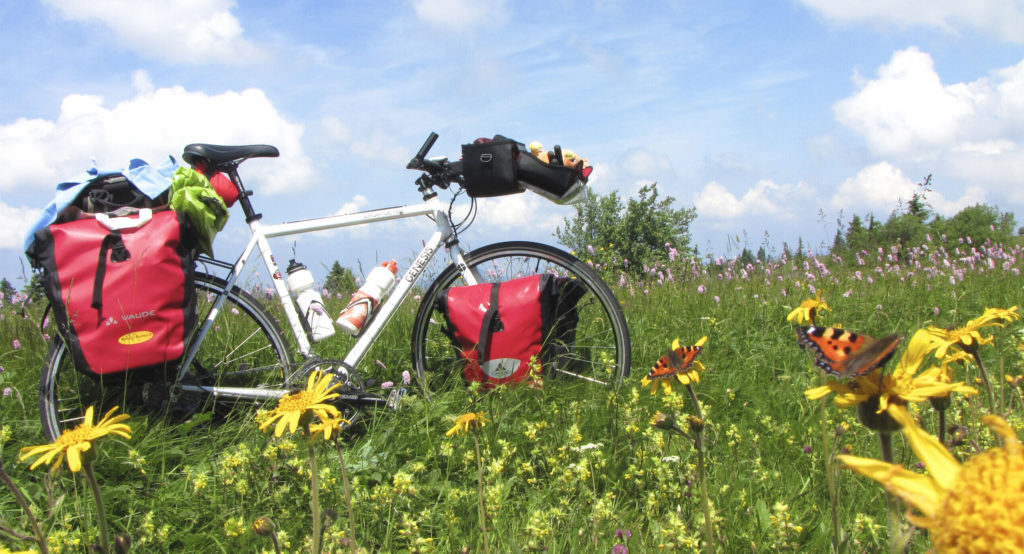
[177,193,481,399]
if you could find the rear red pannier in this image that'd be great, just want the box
[27,209,196,376]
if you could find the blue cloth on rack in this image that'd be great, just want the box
[23,156,179,252]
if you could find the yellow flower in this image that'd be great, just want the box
[252,516,276,536]
[308,414,352,441]
[927,306,1019,358]
[786,292,831,324]
[839,404,1024,552]
[641,336,708,395]
[804,330,975,413]
[258,371,341,437]
[19,406,131,473]
[446,412,488,437]
[650,411,685,434]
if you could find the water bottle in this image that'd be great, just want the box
[285,260,336,342]
[336,260,398,335]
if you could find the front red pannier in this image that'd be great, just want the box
[437,274,585,387]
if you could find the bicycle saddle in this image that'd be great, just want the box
[182,144,280,171]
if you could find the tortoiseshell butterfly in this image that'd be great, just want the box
[647,344,702,381]
[796,326,903,378]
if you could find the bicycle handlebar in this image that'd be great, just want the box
[406,132,464,191]
[407,132,438,170]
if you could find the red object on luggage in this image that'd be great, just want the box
[209,171,240,207]
[28,210,196,376]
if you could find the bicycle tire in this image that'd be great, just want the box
[38,272,292,440]
[411,241,630,392]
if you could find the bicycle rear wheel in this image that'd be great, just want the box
[411,241,630,392]
[38,272,292,440]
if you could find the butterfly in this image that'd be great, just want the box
[796,326,903,378]
[647,344,703,381]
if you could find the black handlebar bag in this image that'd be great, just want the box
[27,209,197,377]
[436,274,586,387]
[460,135,586,203]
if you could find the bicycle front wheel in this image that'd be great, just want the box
[411,241,630,391]
[38,272,292,440]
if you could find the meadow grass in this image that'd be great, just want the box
[1,236,1022,552]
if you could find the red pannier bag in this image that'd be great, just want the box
[27,209,196,376]
[437,274,585,387]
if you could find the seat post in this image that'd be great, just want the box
[226,166,262,223]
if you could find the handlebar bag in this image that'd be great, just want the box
[26,209,197,377]
[461,135,587,203]
[436,274,585,387]
[460,138,524,197]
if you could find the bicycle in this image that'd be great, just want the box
[37,132,632,439]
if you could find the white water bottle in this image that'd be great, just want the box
[286,260,336,342]
[336,260,398,335]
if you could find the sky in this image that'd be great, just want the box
[2,0,1023,286]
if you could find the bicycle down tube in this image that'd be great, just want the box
[176,193,472,399]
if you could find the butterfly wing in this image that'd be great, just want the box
[841,334,903,378]
[797,326,902,378]
[647,346,702,381]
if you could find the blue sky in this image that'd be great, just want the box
[2,0,1023,285]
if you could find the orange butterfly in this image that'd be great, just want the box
[647,344,702,381]
[797,326,903,378]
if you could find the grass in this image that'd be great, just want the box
[2,235,1023,552]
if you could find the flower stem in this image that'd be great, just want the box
[307,439,322,554]
[937,408,947,446]
[878,431,900,554]
[687,385,714,554]
[972,352,997,414]
[472,432,491,554]
[334,442,358,554]
[82,461,110,554]
[820,396,842,552]
[0,463,49,554]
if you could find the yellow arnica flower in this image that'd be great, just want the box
[840,404,1024,552]
[804,329,975,413]
[641,336,708,395]
[446,412,488,437]
[19,406,131,473]
[786,292,831,325]
[927,306,1019,358]
[650,411,684,434]
[308,414,352,441]
[258,371,341,437]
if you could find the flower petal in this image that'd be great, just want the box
[887,405,960,490]
[838,454,945,518]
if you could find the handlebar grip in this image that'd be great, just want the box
[407,132,439,169]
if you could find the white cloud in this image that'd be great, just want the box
[694,179,810,220]
[0,72,311,195]
[797,0,1024,43]
[474,194,562,232]
[320,116,411,166]
[410,0,507,32]
[0,202,42,250]
[43,0,263,64]
[834,47,975,158]
[831,162,916,212]
[336,195,370,216]
[834,49,1024,211]
[831,161,986,215]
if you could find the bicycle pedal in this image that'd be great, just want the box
[386,387,407,411]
